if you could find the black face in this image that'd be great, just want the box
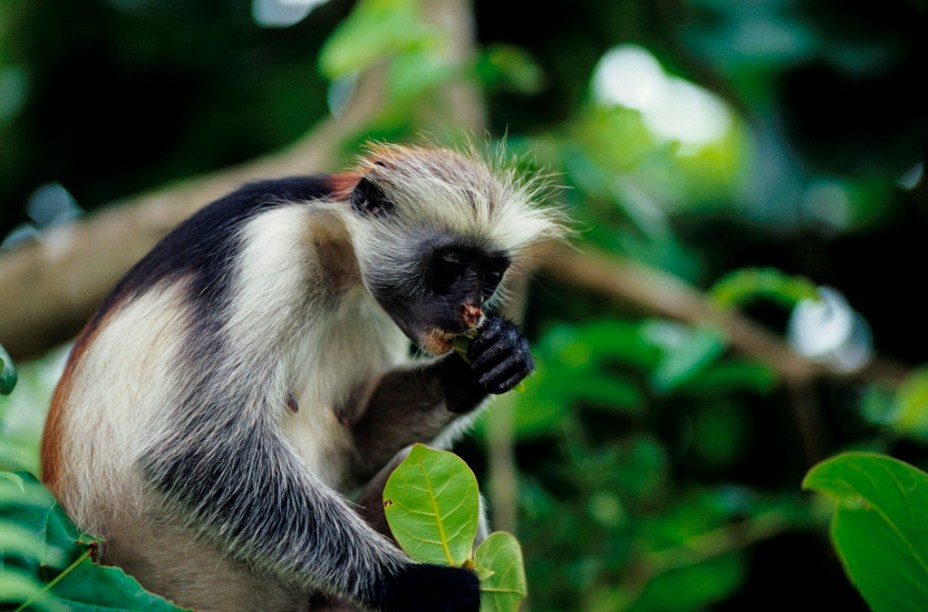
[373,244,511,354]
[425,247,509,305]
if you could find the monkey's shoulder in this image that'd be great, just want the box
[98,175,343,318]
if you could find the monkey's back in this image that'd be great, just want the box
[38,178,407,610]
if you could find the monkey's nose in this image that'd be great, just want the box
[458,303,482,329]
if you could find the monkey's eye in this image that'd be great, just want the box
[482,268,505,297]
[441,252,462,266]
[435,251,466,276]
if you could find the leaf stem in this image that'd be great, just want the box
[15,549,93,612]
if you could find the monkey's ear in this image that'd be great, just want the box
[351,177,395,218]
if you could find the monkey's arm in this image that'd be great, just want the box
[140,395,478,611]
[350,316,532,480]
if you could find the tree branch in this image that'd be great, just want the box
[538,244,912,387]
[0,67,386,358]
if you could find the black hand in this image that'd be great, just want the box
[467,316,534,395]
[380,563,480,612]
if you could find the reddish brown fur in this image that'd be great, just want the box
[328,172,362,202]
[40,304,117,494]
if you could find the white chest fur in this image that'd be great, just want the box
[281,286,408,492]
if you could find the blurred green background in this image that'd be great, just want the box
[2,0,927,609]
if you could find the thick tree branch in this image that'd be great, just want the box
[538,244,912,386]
[0,67,386,358]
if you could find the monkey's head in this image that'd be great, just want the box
[339,144,564,355]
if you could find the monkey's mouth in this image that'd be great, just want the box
[420,329,459,355]
[417,305,484,355]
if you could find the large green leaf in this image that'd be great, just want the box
[383,444,479,567]
[475,532,527,612]
[0,472,186,611]
[803,452,928,611]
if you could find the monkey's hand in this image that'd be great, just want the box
[439,316,533,414]
[381,563,480,612]
[463,316,534,395]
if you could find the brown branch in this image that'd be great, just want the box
[538,244,912,387]
[0,67,386,359]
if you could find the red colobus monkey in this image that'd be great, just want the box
[41,144,563,611]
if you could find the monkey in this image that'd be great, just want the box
[40,144,563,611]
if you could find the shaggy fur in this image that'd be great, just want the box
[42,145,562,611]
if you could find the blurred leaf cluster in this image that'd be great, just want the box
[2,0,927,609]
[0,472,185,610]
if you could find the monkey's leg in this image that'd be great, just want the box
[349,355,484,482]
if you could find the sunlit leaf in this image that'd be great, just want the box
[318,0,439,79]
[893,369,928,438]
[475,532,527,612]
[709,268,819,310]
[383,444,479,567]
[803,452,928,611]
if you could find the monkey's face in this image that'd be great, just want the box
[372,245,510,355]
[348,170,514,355]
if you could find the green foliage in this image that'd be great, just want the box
[474,533,527,612]
[709,268,821,310]
[475,46,546,95]
[0,347,64,474]
[859,368,928,443]
[0,343,16,395]
[3,0,927,607]
[383,444,480,567]
[318,0,439,80]
[649,326,727,393]
[0,472,187,611]
[383,444,528,611]
[803,453,928,611]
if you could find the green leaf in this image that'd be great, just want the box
[0,342,17,395]
[894,369,928,438]
[475,45,546,94]
[383,444,479,567]
[802,452,928,612]
[0,568,45,608]
[42,554,189,611]
[650,327,726,393]
[1,471,25,490]
[674,360,777,396]
[628,553,744,612]
[0,473,187,611]
[0,523,69,567]
[709,268,820,310]
[475,532,527,612]
[318,0,439,79]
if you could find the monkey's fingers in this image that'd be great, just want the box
[466,316,515,361]
[473,346,534,392]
